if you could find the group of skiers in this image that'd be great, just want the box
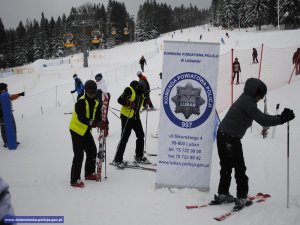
[69,58,156,187]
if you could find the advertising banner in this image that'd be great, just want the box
[155,41,220,191]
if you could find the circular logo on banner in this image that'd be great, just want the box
[163,72,214,129]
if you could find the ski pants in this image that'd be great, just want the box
[114,114,144,163]
[0,115,17,145]
[232,72,240,84]
[70,130,97,183]
[217,129,248,199]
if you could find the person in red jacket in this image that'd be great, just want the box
[292,48,300,75]
[0,83,25,148]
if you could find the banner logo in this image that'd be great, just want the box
[163,72,214,128]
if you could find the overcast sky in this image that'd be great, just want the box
[0,0,211,29]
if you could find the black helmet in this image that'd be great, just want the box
[73,74,78,79]
[85,80,97,95]
[95,73,103,82]
[0,83,7,91]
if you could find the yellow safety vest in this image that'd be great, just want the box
[69,96,99,136]
[120,86,144,118]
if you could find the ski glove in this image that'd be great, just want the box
[89,120,101,128]
[70,90,75,94]
[280,108,295,124]
[18,92,25,96]
[126,101,136,109]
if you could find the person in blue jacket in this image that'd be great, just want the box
[70,74,84,100]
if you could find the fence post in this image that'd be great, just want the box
[258,44,264,80]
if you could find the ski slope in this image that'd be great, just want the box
[1,25,300,225]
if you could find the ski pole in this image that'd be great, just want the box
[71,93,76,102]
[144,106,149,153]
[104,135,107,179]
[272,104,280,138]
[109,108,120,119]
[287,120,290,208]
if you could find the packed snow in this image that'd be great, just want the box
[1,25,300,225]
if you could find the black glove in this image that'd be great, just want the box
[70,90,75,94]
[18,92,25,96]
[280,108,295,123]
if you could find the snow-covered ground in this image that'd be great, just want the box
[1,25,300,225]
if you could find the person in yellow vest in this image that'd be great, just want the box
[69,80,103,188]
[113,80,150,169]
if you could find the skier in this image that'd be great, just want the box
[292,48,300,75]
[0,177,16,225]
[252,48,259,64]
[200,34,202,40]
[70,74,84,100]
[0,83,24,148]
[214,78,295,211]
[69,80,103,188]
[221,37,225,44]
[139,55,147,72]
[232,57,241,84]
[112,80,150,169]
[95,73,110,137]
[137,71,155,111]
[226,32,229,38]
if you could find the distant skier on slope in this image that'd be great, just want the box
[252,48,259,64]
[70,74,84,100]
[139,55,147,72]
[213,78,295,211]
[232,57,241,84]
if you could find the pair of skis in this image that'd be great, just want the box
[96,94,109,181]
[185,193,271,221]
[109,161,157,172]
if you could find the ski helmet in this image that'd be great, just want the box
[137,71,142,77]
[95,73,103,82]
[85,80,97,95]
[0,83,7,91]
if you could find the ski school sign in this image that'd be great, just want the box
[155,41,220,191]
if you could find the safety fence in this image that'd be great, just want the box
[5,43,300,118]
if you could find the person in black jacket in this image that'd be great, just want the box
[137,71,155,111]
[252,48,259,64]
[214,78,295,211]
[139,55,147,72]
[69,80,103,188]
[113,80,150,169]
[232,57,241,84]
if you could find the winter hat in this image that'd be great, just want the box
[0,83,7,91]
[95,73,103,82]
[130,80,140,90]
[137,71,142,77]
[85,80,97,94]
[244,78,267,98]
[73,74,78,79]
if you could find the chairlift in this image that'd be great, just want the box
[63,33,75,48]
[111,27,117,36]
[124,27,129,35]
[91,30,102,44]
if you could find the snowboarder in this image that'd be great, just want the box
[112,80,150,168]
[252,48,259,64]
[70,74,84,100]
[95,73,110,137]
[0,83,24,148]
[214,78,295,211]
[292,48,300,75]
[69,80,103,188]
[137,71,155,111]
[139,55,147,72]
[232,57,241,84]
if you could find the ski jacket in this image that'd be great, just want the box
[119,86,144,119]
[0,177,16,224]
[69,95,101,136]
[218,78,282,139]
[233,61,241,72]
[138,75,150,94]
[292,48,300,64]
[71,78,84,95]
[139,57,146,66]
